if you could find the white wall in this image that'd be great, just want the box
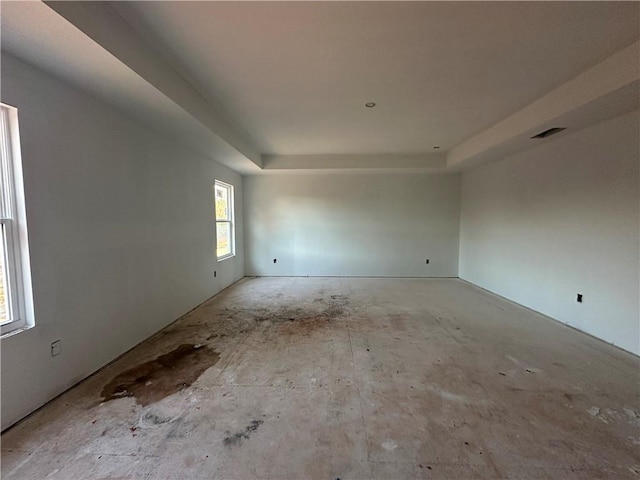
[244,173,461,277]
[460,110,640,355]
[0,54,245,429]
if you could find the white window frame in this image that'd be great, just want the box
[0,103,34,336]
[215,180,235,261]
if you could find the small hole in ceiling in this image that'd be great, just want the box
[365,102,376,108]
[433,146,440,149]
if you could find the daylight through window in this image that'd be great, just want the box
[215,180,234,260]
[0,103,33,335]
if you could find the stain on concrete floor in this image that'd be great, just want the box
[100,344,220,406]
[3,278,640,480]
[96,293,351,408]
[223,419,264,447]
[161,294,350,342]
[245,295,349,333]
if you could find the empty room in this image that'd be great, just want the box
[1,1,639,479]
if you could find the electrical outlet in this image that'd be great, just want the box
[214,270,217,278]
[425,259,430,264]
[577,293,583,303]
[51,340,61,357]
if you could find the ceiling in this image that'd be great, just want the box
[112,1,639,155]
[1,1,639,174]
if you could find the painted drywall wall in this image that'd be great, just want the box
[459,110,640,355]
[244,173,461,277]
[0,54,245,429]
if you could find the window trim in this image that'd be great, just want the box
[0,103,34,337]
[215,180,235,262]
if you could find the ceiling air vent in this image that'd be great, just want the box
[531,127,566,139]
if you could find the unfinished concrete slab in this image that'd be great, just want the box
[2,277,639,479]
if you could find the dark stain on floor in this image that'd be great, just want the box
[223,419,264,447]
[100,344,220,406]
[253,295,350,337]
[159,294,351,343]
[101,295,351,400]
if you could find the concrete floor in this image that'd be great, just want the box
[2,277,639,479]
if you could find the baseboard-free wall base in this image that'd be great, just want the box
[458,278,639,359]
[1,278,245,433]
[245,275,459,279]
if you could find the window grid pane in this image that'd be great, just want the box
[214,180,234,260]
[0,102,32,335]
[215,185,229,221]
[0,223,10,325]
[216,221,232,258]
[0,109,14,220]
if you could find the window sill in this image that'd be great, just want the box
[1,324,34,339]
[217,254,236,262]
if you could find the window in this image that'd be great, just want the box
[215,180,234,260]
[0,104,33,336]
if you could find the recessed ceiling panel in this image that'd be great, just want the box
[113,1,639,155]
